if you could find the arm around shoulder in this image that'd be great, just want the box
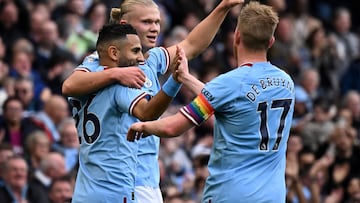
[62,70,114,97]
[62,67,146,97]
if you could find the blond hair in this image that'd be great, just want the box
[25,130,50,153]
[109,0,158,24]
[238,2,279,51]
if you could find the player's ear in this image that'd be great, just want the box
[234,30,241,45]
[268,36,275,49]
[108,45,119,61]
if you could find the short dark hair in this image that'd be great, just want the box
[2,96,24,113]
[96,23,137,49]
[49,175,72,191]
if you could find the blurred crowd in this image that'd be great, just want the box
[0,0,359,203]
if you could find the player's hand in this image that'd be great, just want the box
[173,46,189,83]
[108,67,146,89]
[127,122,149,142]
[171,46,183,82]
[220,0,244,10]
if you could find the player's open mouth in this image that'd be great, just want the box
[147,36,157,43]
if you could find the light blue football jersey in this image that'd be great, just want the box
[70,76,150,202]
[74,47,169,189]
[198,62,295,203]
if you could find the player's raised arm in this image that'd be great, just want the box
[166,0,244,72]
[173,46,205,95]
[132,46,188,121]
[62,66,146,97]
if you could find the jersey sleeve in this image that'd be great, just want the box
[180,93,215,126]
[179,75,233,126]
[202,74,236,111]
[146,47,170,75]
[113,86,151,116]
[75,51,104,72]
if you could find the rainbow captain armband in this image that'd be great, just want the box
[162,75,182,97]
[180,93,215,126]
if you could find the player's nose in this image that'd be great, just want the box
[137,53,145,63]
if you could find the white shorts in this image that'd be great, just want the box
[135,186,163,203]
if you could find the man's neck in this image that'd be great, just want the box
[237,48,267,66]
[99,59,116,68]
[237,51,268,67]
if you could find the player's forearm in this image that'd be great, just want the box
[180,73,205,95]
[62,70,115,97]
[177,1,233,60]
[145,113,194,138]
[136,91,173,121]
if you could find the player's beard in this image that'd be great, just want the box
[118,60,138,67]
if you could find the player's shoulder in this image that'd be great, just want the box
[146,46,168,58]
[76,51,100,71]
[83,51,99,63]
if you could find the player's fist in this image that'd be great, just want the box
[127,122,148,142]
[220,0,244,10]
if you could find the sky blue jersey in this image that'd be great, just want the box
[70,78,150,202]
[74,47,169,188]
[182,62,295,203]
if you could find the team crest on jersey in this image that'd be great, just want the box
[144,77,152,88]
[202,89,214,101]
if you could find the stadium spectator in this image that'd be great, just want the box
[34,94,69,142]
[53,117,79,172]
[269,15,300,78]
[329,7,359,77]
[0,155,49,203]
[29,9,50,46]
[303,27,340,100]
[321,124,360,202]
[342,90,360,139]
[0,143,14,185]
[29,151,67,200]
[0,97,49,155]
[300,97,335,154]
[0,0,30,64]
[14,77,41,115]
[24,130,51,174]
[48,175,73,203]
[9,51,51,108]
[34,19,74,80]
[289,0,322,52]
